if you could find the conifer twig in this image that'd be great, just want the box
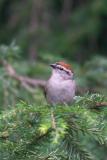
[51,108,56,129]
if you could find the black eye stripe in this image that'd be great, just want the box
[56,66,63,70]
[57,66,70,74]
[66,71,70,75]
[59,67,63,70]
[56,65,71,75]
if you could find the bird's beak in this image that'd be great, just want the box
[50,64,56,68]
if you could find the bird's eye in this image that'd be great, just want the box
[66,71,70,74]
[59,67,63,70]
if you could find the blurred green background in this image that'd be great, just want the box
[0,0,107,61]
[0,0,107,106]
[0,0,107,159]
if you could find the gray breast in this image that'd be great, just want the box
[46,79,76,105]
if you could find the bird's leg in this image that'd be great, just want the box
[51,108,56,129]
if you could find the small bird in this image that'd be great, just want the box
[45,61,76,129]
[45,61,76,105]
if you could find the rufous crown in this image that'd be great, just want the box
[56,61,73,72]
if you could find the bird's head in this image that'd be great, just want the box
[50,61,74,80]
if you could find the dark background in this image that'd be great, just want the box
[0,0,107,62]
[0,0,107,159]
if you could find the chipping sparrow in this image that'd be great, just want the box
[46,61,76,105]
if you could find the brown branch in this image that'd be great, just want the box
[0,60,46,92]
[95,102,107,107]
[90,102,107,110]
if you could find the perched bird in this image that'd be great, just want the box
[45,61,76,129]
[45,61,76,105]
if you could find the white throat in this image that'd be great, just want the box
[51,69,74,81]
